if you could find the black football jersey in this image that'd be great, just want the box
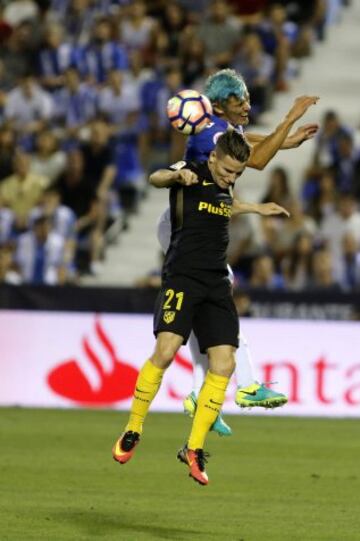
[163,160,233,275]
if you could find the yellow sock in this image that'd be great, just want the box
[188,371,230,450]
[126,360,165,434]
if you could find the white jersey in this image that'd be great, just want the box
[15,230,65,284]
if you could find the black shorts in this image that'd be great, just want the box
[153,271,239,353]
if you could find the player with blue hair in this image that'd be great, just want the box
[205,69,248,105]
[157,69,319,436]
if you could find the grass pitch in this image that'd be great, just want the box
[1,409,359,541]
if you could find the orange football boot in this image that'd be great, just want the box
[112,431,140,464]
[177,445,209,485]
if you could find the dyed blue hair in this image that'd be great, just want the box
[204,69,247,104]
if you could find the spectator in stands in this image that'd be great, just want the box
[119,0,157,53]
[0,244,21,284]
[265,1,314,59]
[305,168,338,224]
[252,3,293,91]
[270,0,326,42]
[261,166,294,210]
[38,22,81,91]
[76,118,116,272]
[282,231,314,290]
[271,200,317,259]
[231,30,274,122]
[158,2,187,60]
[79,118,116,205]
[57,150,89,219]
[180,35,206,88]
[309,248,340,290]
[53,66,97,140]
[15,214,71,284]
[80,16,128,85]
[320,193,360,282]
[313,109,352,169]
[99,69,145,221]
[124,48,155,94]
[30,130,66,185]
[249,253,284,289]
[58,0,96,45]
[98,69,140,134]
[332,132,359,193]
[29,186,77,273]
[56,149,104,275]
[198,0,241,68]
[155,66,183,144]
[0,150,48,230]
[4,73,54,142]
[29,186,77,242]
[0,21,36,89]
[113,136,145,226]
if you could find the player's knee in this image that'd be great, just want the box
[152,343,177,368]
[209,351,235,377]
[217,355,236,377]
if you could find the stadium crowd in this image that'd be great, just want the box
[0,0,358,291]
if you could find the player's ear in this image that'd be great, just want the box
[208,150,216,164]
[212,101,224,116]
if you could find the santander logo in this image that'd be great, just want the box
[47,317,139,406]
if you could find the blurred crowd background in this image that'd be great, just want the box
[0,0,359,292]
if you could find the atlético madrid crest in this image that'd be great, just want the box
[163,311,176,324]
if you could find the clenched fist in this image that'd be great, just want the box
[176,169,199,186]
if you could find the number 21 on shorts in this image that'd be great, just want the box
[163,289,184,311]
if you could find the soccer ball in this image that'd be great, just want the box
[167,89,213,135]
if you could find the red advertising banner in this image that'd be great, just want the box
[0,311,359,417]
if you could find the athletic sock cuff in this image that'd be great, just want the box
[142,359,165,384]
[206,371,230,391]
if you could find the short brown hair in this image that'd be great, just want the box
[216,130,251,163]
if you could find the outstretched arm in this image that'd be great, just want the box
[245,96,319,170]
[246,123,319,150]
[149,168,198,188]
[232,200,290,217]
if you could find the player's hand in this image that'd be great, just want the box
[286,96,320,123]
[258,202,290,217]
[176,169,199,186]
[290,123,319,146]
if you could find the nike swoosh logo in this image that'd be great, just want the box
[135,387,150,394]
[186,454,194,467]
[179,114,191,131]
[239,391,257,396]
[203,181,214,186]
[114,440,123,455]
[209,399,222,405]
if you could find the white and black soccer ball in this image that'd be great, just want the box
[167,89,213,135]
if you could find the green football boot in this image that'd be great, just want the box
[235,382,288,409]
[183,392,232,437]
[183,391,197,418]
